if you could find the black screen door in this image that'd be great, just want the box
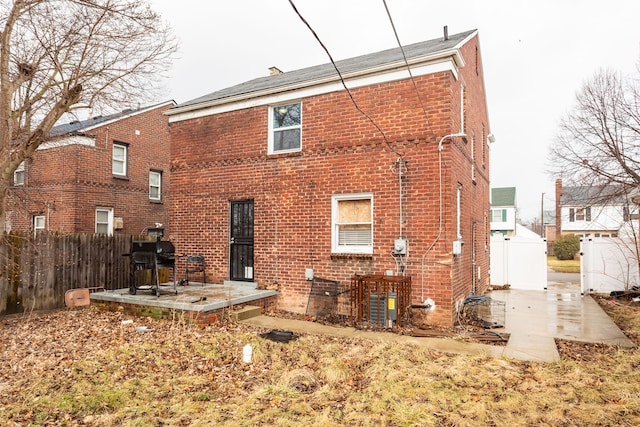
[230,200,254,281]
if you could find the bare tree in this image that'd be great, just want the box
[549,68,640,192]
[0,0,178,226]
[550,66,640,278]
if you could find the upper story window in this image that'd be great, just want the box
[149,170,162,201]
[623,206,639,221]
[490,209,507,223]
[569,207,591,222]
[112,142,128,176]
[14,161,25,185]
[332,194,373,254]
[269,102,301,154]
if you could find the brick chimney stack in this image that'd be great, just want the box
[555,178,562,238]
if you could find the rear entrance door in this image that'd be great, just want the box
[229,200,254,281]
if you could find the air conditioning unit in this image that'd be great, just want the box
[370,293,397,327]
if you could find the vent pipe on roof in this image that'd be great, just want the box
[269,66,283,76]
[443,25,448,41]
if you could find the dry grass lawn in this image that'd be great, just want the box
[1,301,639,426]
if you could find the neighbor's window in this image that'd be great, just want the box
[14,161,24,185]
[623,206,639,221]
[96,207,114,235]
[33,215,45,236]
[570,207,591,222]
[490,209,507,222]
[332,194,373,254]
[269,102,301,154]
[149,170,162,201]
[112,142,128,176]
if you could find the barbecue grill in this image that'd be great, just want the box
[125,239,178,297]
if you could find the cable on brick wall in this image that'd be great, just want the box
[287,0,403,158]
[382,0,434,142]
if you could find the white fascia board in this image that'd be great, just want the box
[38,135,96,150]
[169,53,462,124]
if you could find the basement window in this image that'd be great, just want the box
[332,194,373,254]
[269,102,301,154]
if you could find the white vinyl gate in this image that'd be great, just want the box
[490,235,547,290]
[580,237,640,294]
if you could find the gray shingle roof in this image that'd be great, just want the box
[174,29,477,110]
[49,101,174,137]
[492,187,516,206]
[560,185,626,206]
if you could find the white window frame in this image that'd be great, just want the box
[149,170,162,201]
[95,207,114,235]
[33,215,45,236]
[112,143,128,176]
[331,193,374,254]
[268,101,302,154]
[14,161,25,185]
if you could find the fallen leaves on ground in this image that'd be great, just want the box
[0,305,639,426]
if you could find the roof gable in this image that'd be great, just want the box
[171,29,477,113]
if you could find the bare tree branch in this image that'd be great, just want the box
[0,0,178,225]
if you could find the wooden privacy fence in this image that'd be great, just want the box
[0,232,133,315]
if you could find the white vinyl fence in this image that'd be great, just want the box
[490,235,547,290]
[580,237,640,294]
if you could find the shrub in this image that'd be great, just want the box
[554,234,581,260]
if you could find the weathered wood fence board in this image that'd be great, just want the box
[0,232,133,315]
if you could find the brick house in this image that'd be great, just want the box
[166,29,493,327]
[6,101,174,235]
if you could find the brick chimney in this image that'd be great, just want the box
[555,178,562,238]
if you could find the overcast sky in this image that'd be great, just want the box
[149,0,640,221]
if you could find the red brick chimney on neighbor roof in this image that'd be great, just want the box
[555,178,562,237]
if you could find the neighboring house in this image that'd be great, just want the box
[6,101,175,235]
[555,178,638,238]
[490,187,516,236]
[166,29,493,327]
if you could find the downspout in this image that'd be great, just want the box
[420,133,466,304]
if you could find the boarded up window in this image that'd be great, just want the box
[337,199,372,246]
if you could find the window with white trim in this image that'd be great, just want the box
[149,170,162,201]
[33,215,45,236]
[490,209,507,223]
[112,142,127,176]
[332,194,373,254]
[96,207,114,235]
[14,161,25,185]
[269,102,301,154]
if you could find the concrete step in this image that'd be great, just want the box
[224,280,257,289]
[230,305,262,321]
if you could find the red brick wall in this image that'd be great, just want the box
[7,104,172,235]
[169,36,491,327]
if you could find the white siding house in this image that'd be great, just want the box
[490,187,517,236]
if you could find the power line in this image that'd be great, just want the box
[381,0,433,139]
[286,0,401,156]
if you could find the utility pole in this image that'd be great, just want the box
[541,192,545,238]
